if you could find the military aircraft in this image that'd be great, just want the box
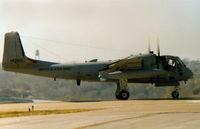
[2,32,193,100]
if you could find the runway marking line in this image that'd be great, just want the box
[75,112,199,129]
[75,113,157,129]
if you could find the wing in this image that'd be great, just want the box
[100,57,143,73]
[99,56,166,81]
[99,57,143,81]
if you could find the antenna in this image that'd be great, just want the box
[156,35,160,56]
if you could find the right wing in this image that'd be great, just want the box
[100,56,143,73]
[99,56,166,81]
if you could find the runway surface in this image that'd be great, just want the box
[0,100,200,129]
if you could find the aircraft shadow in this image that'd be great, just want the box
[69,100,102,102]
[129,97,200,100]
[69,97,200,102]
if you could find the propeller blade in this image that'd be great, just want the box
[147,36,151,53]
[156,35,160,56]
[193,73,200,77]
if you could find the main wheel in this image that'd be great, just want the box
[119,90,130,100]
[115,94,121,100]
[171,91,179,99]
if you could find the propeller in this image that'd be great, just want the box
[147,35,161,56]
[193,73,200,78]
[147,36,151,53]
[156,35,160,56]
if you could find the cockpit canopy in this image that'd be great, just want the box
[161,56,185,70]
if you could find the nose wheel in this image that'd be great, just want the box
[171,90,179,99]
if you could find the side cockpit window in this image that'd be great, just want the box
[168,59,176,67]
[163,58,176,70]
[162,57,182,70]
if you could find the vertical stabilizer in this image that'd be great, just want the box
[2,31,27,68]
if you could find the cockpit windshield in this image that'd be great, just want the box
[177,58,186,67]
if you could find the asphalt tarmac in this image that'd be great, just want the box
[0,100,200,129]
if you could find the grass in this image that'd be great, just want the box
[0,108,103,118]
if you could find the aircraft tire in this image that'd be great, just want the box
[171,91,179,99]
[115,94,122,100]
[119,90,130,100]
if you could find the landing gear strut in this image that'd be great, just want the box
[115,79,130,100]
[171,87,180,99]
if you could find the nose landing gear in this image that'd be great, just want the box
[171,90,179,99]
[171,86,180,99]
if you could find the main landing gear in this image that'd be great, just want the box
[171,86,180,99]
[115,79,130,100]
[115,79,180,100]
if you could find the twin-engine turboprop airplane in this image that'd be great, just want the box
[2,32,193,100]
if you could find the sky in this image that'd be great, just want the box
[0,0,199,63]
